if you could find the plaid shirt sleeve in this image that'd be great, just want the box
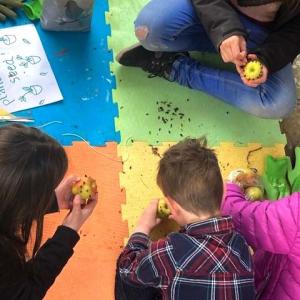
[118,232,172,288]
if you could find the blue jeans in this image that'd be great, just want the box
[134,0,297,119]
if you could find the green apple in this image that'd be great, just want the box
[157,199,171,218]
[245,186,264,201]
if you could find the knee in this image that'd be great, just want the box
[135,13,173,51]
[254,90,296,119]
[135,26,149,42]
[134,24,168,51]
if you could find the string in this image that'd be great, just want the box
[37,121,63,128]
[61,132,127,163]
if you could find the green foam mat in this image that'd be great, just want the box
[107,0,285,146]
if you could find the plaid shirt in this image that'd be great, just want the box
[119,216,255,300]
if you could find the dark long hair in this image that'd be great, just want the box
[0,124,67,263]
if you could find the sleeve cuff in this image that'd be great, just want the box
[128,232,150,249]
[53,226,80,249]
[226,182,243,192]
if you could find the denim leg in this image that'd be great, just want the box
[134,0,296,118]
[134,0,215,52]
[169,58,296,118]
[134,0,267,52]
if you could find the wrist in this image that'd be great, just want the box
[133,224,151,235]
[62,220,81,232]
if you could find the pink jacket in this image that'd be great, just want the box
[222,183,300,300]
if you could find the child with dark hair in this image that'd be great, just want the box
[0,124,97,299]
[116,138,255,300]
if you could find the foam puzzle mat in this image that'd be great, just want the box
[118,142,284,239]
[2,0,300,299]
[108,0,285,146]
[0,0,119,146]
[43,142,127,300]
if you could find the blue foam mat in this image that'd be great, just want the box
[0,0,120,146]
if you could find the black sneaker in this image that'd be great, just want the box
[116,43,188,79]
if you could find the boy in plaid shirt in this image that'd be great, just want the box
[115,138,255,300]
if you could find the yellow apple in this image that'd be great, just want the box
[245,186,264,201]
[72,175,97,202]
[243,60,263,80]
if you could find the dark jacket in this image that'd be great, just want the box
[191,0,300,73]
[0,226,79,300]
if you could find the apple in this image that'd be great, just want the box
[243,60,263,80]
[157,198,171,218]
[72,175,97,202]
[245,186,264,201]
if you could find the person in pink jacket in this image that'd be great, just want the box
[222,182,300,299]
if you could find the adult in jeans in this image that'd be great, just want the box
[117,0,300,119]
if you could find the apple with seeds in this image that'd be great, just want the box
[72,175,97,203]
[157,198,171,218]
[243,60,263,81]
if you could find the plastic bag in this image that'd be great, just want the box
[40,0,94,32]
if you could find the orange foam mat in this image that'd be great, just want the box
[41,142,127,300]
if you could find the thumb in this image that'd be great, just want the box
[65,174,81,185]
[72,195,82,212]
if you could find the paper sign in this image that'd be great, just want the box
[0,24,63,113]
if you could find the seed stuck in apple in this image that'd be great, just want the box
[72,175,97,202]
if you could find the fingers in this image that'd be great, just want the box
[235,64,243,76]
[72,195,82,212]
[236,51,247,66]
[64,174,81,186]
[237,54,268,87]
[85,194,98,212]
[220,36,247,64]
[239,67,268,88]
[151,198,159,207]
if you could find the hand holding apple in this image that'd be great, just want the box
[133,199,161,235]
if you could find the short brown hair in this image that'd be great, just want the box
[157,138,223,215]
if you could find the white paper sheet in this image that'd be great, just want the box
[0,24,63,113]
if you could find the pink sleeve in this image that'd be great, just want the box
[222,183,300,254]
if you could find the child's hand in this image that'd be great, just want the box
[236,54,268,87]
[220,35,247,66]
[55,175,80,210]
[133,199,161,235]
[63,194,98,232]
